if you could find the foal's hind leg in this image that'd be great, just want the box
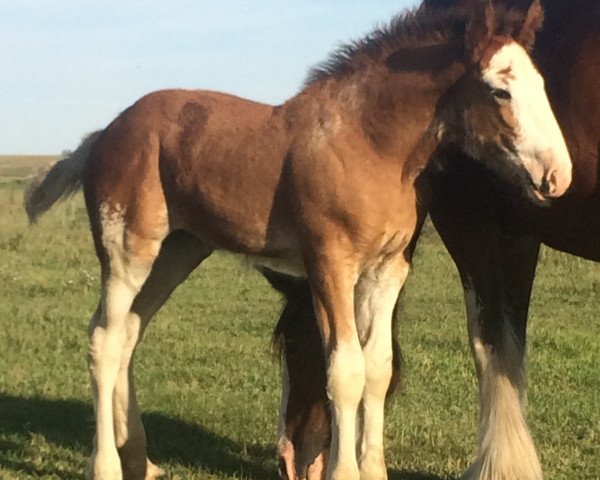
[88,214,165,480]
[112,231,213,480]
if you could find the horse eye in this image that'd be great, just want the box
[491,88,512,101]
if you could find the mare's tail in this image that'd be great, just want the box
[24,130,102,223]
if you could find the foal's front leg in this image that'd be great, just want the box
[355,259,409,480]
[309,256,364,480]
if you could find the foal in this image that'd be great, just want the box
[26,1,570,479]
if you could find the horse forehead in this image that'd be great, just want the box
[482,41,539,87]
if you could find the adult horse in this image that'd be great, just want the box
[25,2,570,479]
[274,0,600,479]
[425,1,600,479]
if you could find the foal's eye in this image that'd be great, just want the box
[491,89,512,101]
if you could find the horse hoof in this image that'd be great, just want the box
[327,465,359,480]
[460,463,478,480]
[86,463,123,480]
[145,460,165,479]
[358,452,387,480]
[359,464,387,480]
[460,460,543,480]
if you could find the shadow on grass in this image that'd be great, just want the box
[0,393,449,480]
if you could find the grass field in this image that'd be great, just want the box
[0,156,59,183]
[0,166,598,479]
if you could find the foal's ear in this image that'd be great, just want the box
[465,0,496,64]
[517,0,544,51]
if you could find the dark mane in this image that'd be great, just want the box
[304,8,468,86]
[304,5,529,86]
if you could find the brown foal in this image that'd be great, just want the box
[274,1,599,479]
[26,1,570,479]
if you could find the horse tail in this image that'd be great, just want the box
[24,130,102,223]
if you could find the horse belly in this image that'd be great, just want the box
[168,193,295,255]
[248,255,307,279]
[162,151,292,254]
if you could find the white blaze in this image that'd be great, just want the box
[483,42,572,196]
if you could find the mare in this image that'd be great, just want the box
[275,0,600,479]
[25,2,571,480]
[426,1,600,479]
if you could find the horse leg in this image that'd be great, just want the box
[267,270,404,480]
[307,254,364,480]
[277,357,329,480]
[265,270,329,480]
[355,259,409,480]
[462,233,542,480]
[113,231,212,480]
[88,210,166,480]
[431,202,542,480]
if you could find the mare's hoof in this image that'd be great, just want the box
[460,463,478,480]
[460,460,543,480]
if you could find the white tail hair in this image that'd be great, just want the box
[24,130,102,223]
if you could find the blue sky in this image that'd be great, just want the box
[1,1,419,154]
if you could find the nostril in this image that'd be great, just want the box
[539,166,571,199]
[546,169,559,195]
[539,174,551,196]
[539,170,560,197]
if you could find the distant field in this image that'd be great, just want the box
[0,155,60,182]
[0,179,598,479]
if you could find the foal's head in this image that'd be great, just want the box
[439,0,571,201]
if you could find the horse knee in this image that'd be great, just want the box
[327,340,365,410]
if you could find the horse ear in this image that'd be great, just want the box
[465,0,496,64]
[518,0,544,51]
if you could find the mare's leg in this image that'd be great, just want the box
[88,206,167,480]
[431,199,542,480]
[113,231,212,480]
[355,258,409,480]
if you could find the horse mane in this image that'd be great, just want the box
[304,5,530,87]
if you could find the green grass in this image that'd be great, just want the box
[0,179,598,479]
[0,156,59,183]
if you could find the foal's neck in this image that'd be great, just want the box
[359,39,466,177]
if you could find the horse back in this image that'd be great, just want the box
[84,89,295,255]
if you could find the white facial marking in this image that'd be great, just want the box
[483,42,572,197]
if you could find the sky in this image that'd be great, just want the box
[1,0,419,154]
